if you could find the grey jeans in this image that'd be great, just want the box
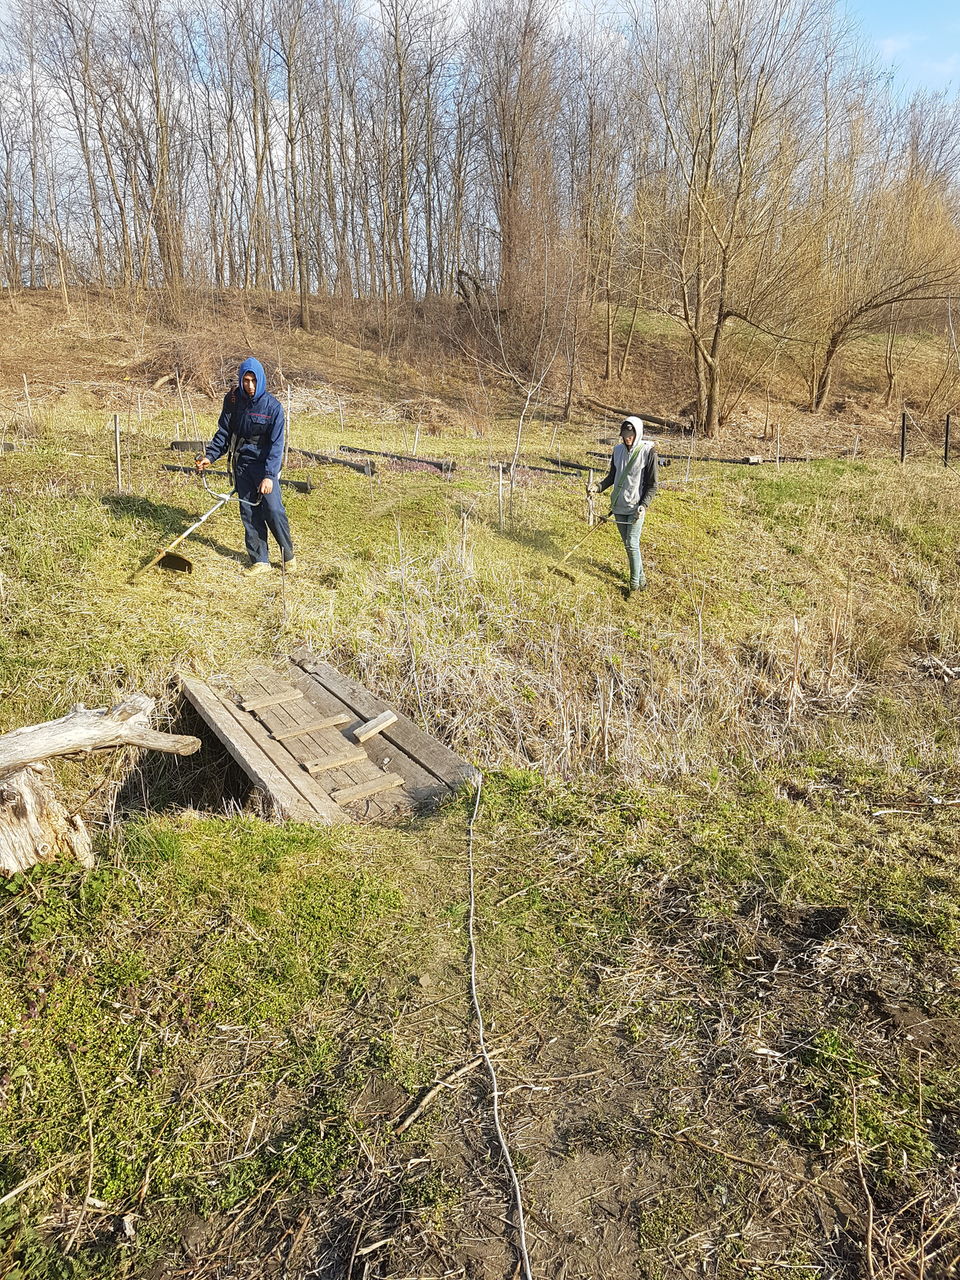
[613,509,646,588]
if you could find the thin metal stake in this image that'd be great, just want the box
[113,413,122,490]
[284,386,291,471]
[22,374,33,426]
[175,368,187,442]
[945,413,952,468]
[900,411,907,464]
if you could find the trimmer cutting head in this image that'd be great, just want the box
[157,551,194,573]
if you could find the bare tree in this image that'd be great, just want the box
[627,0,846,436]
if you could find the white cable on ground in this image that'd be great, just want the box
[466,774,534,1280]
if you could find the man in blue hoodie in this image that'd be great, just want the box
[196,358,296,576]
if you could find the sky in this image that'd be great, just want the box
[848,0,960,91]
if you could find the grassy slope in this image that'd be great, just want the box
[1,384,960,1277]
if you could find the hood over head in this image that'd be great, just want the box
[238,357,267,401]
[620,415,645,441]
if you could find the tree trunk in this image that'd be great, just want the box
[812,341,839,413]
[0,694,200,877]
[0,766,93,876]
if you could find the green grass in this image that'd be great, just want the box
[2,413,960,1275]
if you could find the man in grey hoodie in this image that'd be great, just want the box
[589,416,658,596]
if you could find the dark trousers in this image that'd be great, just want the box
[234,458,295,564]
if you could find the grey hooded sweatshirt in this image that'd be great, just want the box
[598,416,658,515]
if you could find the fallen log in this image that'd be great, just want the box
[339,444,455,474]
[581,395,690,432]
[489,461,582,479]
[289,447,375,476]
[168,441,376,476]
[0,695,201,876]
[161,463,314,493]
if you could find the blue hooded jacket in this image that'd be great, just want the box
[205,357,286,479]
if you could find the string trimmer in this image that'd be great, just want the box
[133,470,259,576]
[560,514,612,563]
[559,436,646,565]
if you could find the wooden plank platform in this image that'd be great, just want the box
[284,666,444,809]
[178,657,475,824]
[290,652,478,793]
[178,674,346,824]
[237,665,412,819]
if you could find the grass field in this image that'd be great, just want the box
[1,361,959,1277]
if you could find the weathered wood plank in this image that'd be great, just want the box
[303,747,368,774]
[354,711,398,743]
[250,686,406,820]
[240,688,304,713]
[332,773,404,805]
[217,697,348,823]
[269,714,350,742]
[179,674,337,823]
[291,654,478,790]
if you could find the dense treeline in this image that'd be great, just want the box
[2,0,960,431]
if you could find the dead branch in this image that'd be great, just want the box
[0,694,200,877]
[0,694,200,780]
[394,1050,504,1135]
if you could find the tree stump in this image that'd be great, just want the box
[0,694,201,877]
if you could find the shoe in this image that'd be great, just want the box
[244,561,272,577]
[282,556,298,573]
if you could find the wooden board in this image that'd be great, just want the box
[290,653,478,791]
[354,711,398,743]
[269,714,350,742]
[178,674,345,824]
[217,696,348,823]
[240,688,304,713]
[332,773,404,805]
[303,747,368,774]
